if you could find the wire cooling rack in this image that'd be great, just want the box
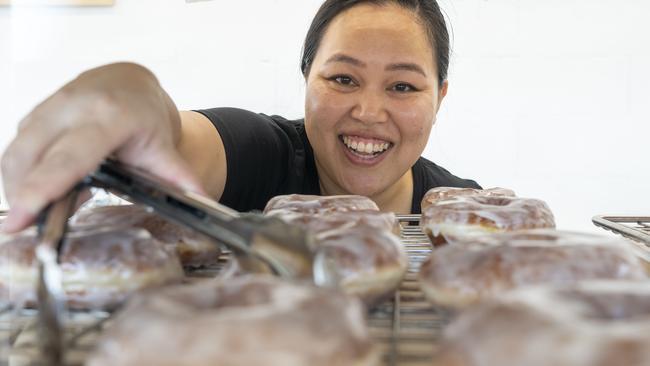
[368,215,446,365]
[1,215,442,366]
[592,215,650,245]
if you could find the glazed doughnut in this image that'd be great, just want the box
[419,230,650,308]
[87,275,381,366]
[313,226,408,303]
[260,194,405,302]
[262,195,405,302]
[72,205,221,268]
[267,209,400,236]
[420,187,515,211]
[264,194,379,215]
[0,227,183,309]
[433,281,650,366]
[421,195,555,246]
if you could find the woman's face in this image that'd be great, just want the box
[305,3,446,198]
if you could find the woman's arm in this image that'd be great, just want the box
[177,111,227,200]
[1,62,223,232]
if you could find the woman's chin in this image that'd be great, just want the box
[339,179,386,199]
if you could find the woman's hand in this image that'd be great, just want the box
[1,62,204,232]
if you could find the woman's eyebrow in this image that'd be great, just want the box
[325,53,366,67]
[325,53,426,77]
[385,63,426,77]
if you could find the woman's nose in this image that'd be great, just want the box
[350,89,388,125]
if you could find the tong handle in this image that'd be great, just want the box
[37,186,81,259]
[35,185,82,366]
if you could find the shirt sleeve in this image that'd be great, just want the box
[194,107,298,212]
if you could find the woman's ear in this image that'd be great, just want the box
[437,80,449,108]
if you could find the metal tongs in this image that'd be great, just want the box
[34,159,316,365]
[87,160,315,278]
[35,186,80,366]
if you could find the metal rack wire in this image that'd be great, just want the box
[592,215,650,245]
[1,215,441,366]
[368,215,445,366]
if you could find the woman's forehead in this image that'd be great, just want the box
[317,3,435,70]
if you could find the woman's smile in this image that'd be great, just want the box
[339,134,394,166]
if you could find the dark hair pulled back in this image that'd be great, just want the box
[300,0,450,87]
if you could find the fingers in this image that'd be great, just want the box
[1,206,35,234]
[3,124,127,233]
[2,117,64,203]
[1,189,92,234]
[1,63,189,233]
[2,131,205,233]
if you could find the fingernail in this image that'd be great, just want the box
[2,214,19,233]
[1,206,34,233]
[181,181,207,196]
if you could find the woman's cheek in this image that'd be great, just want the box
[306,85,347,127]
[392,99,434,144]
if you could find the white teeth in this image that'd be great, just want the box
[341,135,391,155]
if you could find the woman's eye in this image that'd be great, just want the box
[392,83,418,92]
[330,75,356,86]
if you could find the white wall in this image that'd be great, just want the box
[1,0,649,233]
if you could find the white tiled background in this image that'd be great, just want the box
[1,0,649,232]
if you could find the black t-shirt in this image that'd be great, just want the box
[196,107,481,214]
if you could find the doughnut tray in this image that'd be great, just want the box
[592,215,650,245]
[0,215,443,366]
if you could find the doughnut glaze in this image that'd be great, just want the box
[419,230,650,307]
[264,194,379,215]
[0,227,183,309]
[421,195,555,246]
[433,281,650,366]
[87,276,381,366]
[421,187,515,211]
[73,205,221,268]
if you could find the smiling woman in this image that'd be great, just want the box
[303,3,450,213]
[1,0,479,232]
[193,0,479,216]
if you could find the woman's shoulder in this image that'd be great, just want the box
[196,107,302,130]
[194,107,308,147]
